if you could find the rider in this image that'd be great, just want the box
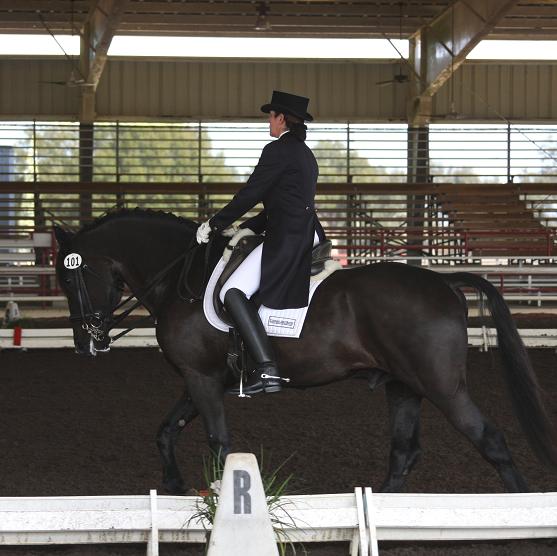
[196,90,326,395]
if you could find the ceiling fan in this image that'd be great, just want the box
[39,68,92,88]
[376,2,409,88]
[36,4,91,88]
[376,65,410,88]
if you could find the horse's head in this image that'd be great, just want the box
[54,226,124,356]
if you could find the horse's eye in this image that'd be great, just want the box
[64,278,71,284]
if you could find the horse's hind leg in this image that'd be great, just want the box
[380,380,423,492]
[435,387,529,492]
[157,389,199,494]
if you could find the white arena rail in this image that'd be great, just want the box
[1,327,557,350]
[0,490,556,556]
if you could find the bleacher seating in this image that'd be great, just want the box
[0,233,60,302]
[436,185,555,256]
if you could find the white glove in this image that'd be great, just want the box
[221,224,239,238]
[196,221,211,244]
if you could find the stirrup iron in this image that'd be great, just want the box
[237,369,251,399]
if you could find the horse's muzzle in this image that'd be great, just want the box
[72,320,112,355]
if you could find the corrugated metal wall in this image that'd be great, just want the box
[95,59,410,121]
[1,57,556,122]
[433,62,557,121]
[0,58,80,117]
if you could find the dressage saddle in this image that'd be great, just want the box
[213,235,333,326]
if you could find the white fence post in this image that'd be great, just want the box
[147,489,159,556]
[481,325,489,352]
[355,487,368,556]
[350,527,360,556]
[364,487,379,556]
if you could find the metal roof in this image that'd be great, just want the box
[1,1,556,40]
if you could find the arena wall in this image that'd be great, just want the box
[1,58,556,122]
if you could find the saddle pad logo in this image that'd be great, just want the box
[268,315,296,329]
[63,253,82,269]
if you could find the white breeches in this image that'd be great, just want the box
[219,232,320,302]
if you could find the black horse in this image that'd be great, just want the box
[54,208,557,494]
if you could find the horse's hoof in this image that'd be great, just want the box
[163,480,188,495]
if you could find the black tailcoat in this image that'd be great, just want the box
[209,132,325,309]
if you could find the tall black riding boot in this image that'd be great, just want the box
[224,288,286,395]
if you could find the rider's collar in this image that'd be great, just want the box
[279,129,289,138]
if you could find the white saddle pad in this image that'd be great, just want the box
[203,257,325,338]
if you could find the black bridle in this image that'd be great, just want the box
[68,262,114,343]
[67,234,215,345]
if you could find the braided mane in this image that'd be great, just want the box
[76,208,198,236]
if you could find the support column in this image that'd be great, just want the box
[406,35,432,266]
[78,29,95,224]
[79,122,94,223]
[77,0,128,223]
[406,125,429,264]
[31,121,46,232]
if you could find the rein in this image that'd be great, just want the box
[108,250,188,341]
[111,234,215,342]
[177,234,214,303]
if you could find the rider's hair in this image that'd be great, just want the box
[283,113,307,141]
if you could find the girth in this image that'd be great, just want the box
[213,235,333,326]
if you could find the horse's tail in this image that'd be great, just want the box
[445,271,557,468]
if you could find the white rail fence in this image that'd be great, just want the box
[1,327,557,350]
[0,490,556,556]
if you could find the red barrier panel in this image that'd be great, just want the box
[12,326,22,347]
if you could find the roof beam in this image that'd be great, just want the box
[82,0,127,90]
[79,0,127,122]
[407,0,517,125]
[413,0,517,99]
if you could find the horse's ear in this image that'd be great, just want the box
[53,225,73,247]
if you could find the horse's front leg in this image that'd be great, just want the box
[186,371,231,466]
[157,389,199,494]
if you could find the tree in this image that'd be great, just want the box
[15,122,240,230]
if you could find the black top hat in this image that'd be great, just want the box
[261,90,313,122]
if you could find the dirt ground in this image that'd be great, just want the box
[0,345,556,555]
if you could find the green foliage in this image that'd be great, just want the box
[312,139,404,184]
[14,123,241,228]
[17,123,239,184]
[94,124,238,184]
